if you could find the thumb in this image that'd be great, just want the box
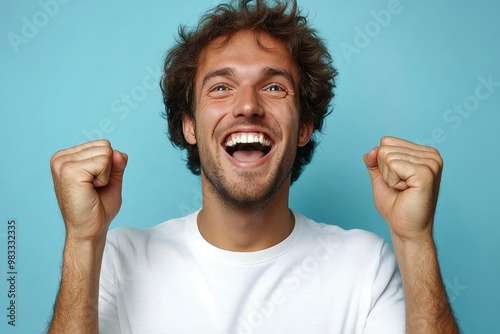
[109,150,128,184]
[363,147,381,182]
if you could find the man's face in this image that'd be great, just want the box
[183,30,312,207]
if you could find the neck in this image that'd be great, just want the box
[197,178,294,252]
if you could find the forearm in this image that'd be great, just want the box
[391,232,459,334]
[48,236,106,334]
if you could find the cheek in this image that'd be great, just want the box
[201,97,232,113]
[268,102,300,130]
[260,98,299,117]
[199,100,231,126]
[195,126,226,161]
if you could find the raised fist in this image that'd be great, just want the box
[50,140,128,241]
[363,136,443,241]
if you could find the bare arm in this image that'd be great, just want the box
[364,136,459,333]
[49,238,105,333]
[391,234,459,333]
[48,140,128,333]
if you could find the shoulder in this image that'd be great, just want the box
[293,213,401,295]
[100,213,198,287]
[297,212,388,252]
[106,212,197,251]
[294,212,397,274]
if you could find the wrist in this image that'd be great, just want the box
[390,229,436,260]
[388,218,434,245]
[64,218,110,246]
[62,233,107,273]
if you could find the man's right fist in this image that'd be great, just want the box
[50,140,128,242]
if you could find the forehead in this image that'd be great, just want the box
[195,30,298,86]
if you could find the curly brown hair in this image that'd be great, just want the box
[161,0,337,183]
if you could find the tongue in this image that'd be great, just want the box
[232,150,265,163]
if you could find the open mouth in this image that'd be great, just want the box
[224,132,272,163]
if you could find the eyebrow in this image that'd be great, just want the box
[201,67,296,89]
[261,67,296,89]
[202,68,236,88]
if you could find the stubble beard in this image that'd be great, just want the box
[199,143,296,210]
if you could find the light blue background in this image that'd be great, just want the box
[1,0,499,332]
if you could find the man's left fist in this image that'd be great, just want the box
[363,136,443,241]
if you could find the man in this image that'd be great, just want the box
[48,0,459,333]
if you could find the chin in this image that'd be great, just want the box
[214,171,290,209]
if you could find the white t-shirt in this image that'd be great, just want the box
[99,211,405,333]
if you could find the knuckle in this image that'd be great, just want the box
[426,145,442,157]
[436,153,444,168]
[90,144,113,158]
[50,150,67,170]
[428,160,441,174]
[386,157,399,170]
[428,146,440,157]
[380,136,392,146]
[50,155,68,175]
[59,160,74,174]
[91,154,111,167]
[50,154,60,172]
[96,139,111,147]
[57,161,78,182]
[377,146,388,160]
[384,151,397,164]
[428,148,443,167]
[103,145,113,156]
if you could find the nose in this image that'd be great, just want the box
[232,86,264,118]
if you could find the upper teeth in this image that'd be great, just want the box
[225,133,271,148]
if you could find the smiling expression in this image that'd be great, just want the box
[182,30,312,207]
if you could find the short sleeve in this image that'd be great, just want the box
[363,241,406,333]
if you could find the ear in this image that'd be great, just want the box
[298,121,313,147]
[182,114,197,145]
